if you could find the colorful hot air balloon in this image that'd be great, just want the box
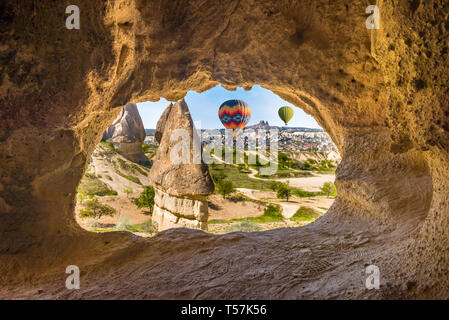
[218,99,251,138]
[278,106,294,125]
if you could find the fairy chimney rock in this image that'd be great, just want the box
[102,103,147,163]
[149,99,214,231]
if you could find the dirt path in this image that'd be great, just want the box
[235,188,334,219]
[247,167,335,192]
[207,194,264,220]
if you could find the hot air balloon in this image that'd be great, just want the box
[278,106,294,125]
[218,99,251,138]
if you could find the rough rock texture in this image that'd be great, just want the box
[102,103,147,163]
[154,103,173,143]
[0,0,448,299]
[149,99,214,197]
[152,188,208,231]
[149,99,213,231]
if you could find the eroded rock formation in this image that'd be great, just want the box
[149,100,213,231]
[102,103,147,163]
[0,0,448,299]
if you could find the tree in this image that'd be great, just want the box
[211,172,227,183]
[321,182,337,198]
[276,182,292,202]
[278,152,290,168]
[216,179,235,198]
[79,197,116,219]
[269,181,280,192]
[124,188,133,198]
[133,186,155,211]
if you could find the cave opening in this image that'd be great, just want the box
[75,85,339,236]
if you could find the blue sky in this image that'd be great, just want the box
[137,85,321,129]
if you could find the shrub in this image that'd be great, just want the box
[115,216,132,231]
[211,172,227,183]
[117,158,148,176]
[226,221,261,233]
[216,179,235,198]
[320,182,337,197]
[263,204,283,218]
[142,143,150,154]
[133,186,155,210]
[76,190,93,204]
[124,188,133,198]
[290,206,321,222]
[135,219,157,234]
[77,175,118,196]
[276,182,292,201]
[269,181,281,192]
[292,188,319,198]
[88,218,101,229]
[98,140,116,155]
[115,170,142,185]
[79,198,116,219]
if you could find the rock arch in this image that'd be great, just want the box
[0,0,447,298]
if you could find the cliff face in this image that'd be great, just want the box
[102,103,147,163]
[0,0,448,299]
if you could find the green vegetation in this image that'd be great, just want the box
[114,216,132,231]
[269,180,281,191]
[90,218,157,235]
[209,204,283,224]
[263,204,283,219]
[88,218,101,229]
[79,197,116,219]
[215,179,235,198]
[321,182,337,197]
[143,143,158,159]
[276,182,292,201]
[98,140,116,155]
[117,158,148,176]
[209,164,274,191]
[115,169,142,185]
[256,169,312,179]
[124,188,133,198]
[133,186,155,211]
[225,221,261,233]
[290,206,321,222]
[301,158,336,172]
[77,174,118,196]
[133,219,157,234]
[292,188,323,198]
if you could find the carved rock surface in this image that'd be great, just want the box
[0,0,448,299]
[149,100,213,231]
[149,99,214,197]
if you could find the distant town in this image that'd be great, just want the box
[145,121,337,153]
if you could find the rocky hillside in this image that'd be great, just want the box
[75,142,154,232]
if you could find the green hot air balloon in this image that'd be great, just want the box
[278,106,294,125]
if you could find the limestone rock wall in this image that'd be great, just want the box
[149,99,214,231]
[0,0,448,299]
[153,188,208,231]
